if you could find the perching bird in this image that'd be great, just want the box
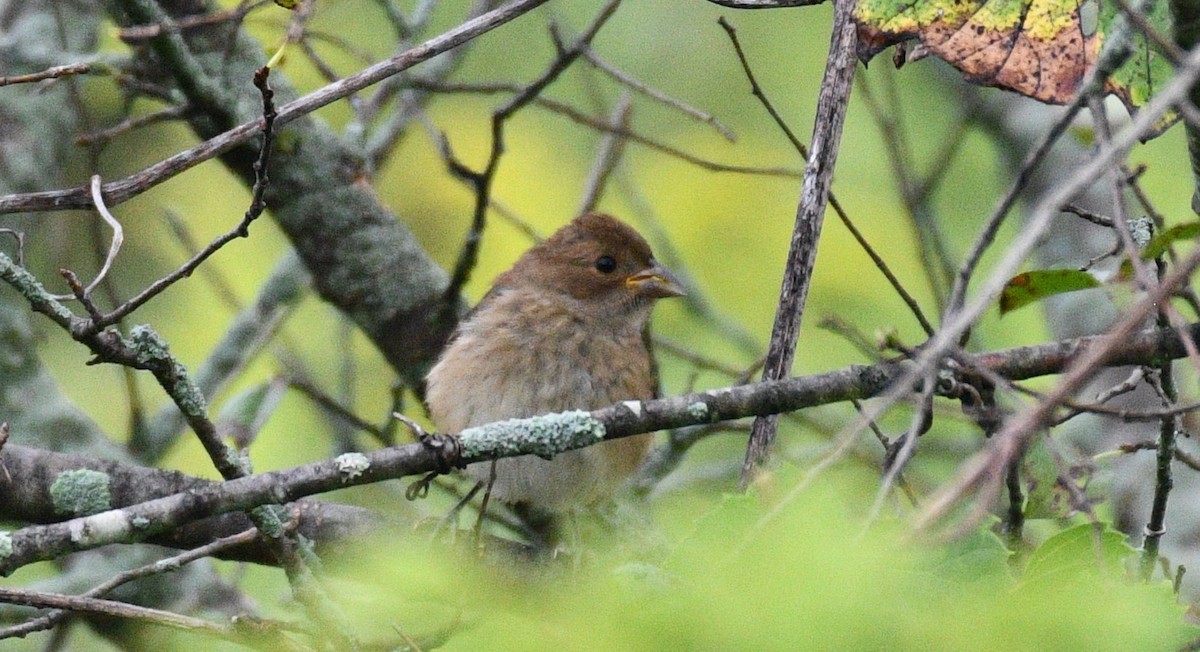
[425,212,685,543]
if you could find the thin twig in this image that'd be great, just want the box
[578,93,633,215]
[95,66,277,329]
[0,529,263,640]
[116,3,264,43]
[580,47,736,141]
[718,16,933,337]
[0,62,93,86]
[438,0,624,314]
[0,0,555,216]
[412,80,801,178]
[75,105,189,147]
[864,372,936,526]
[0,588,239,641]
[916,245,1200,537]
[856,68,957,308]
[944,0,1152,325]
[289,378,393,446]
[1062,204,1115,228]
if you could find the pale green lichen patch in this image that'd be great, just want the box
[459,410,606,460]
[128,325,208,415]
[0,531,12,559]
[224,447,253,476]
[1128,217,1153,249]
[50,469,111,516]
[335,452,370,481]
[131,516,151,530]
[687,401,710,422]
[250,505,288,538]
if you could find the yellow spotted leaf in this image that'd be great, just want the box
[855,0,1175,137]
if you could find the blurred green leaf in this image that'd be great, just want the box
[1141,222,1200,261]
[1019,437,1096,521]
[936,518,1012,585]
[1000,269,1101,314]
[1022,522,1132,583]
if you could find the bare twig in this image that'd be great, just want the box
[289,378,393,446]
[438,1,624,314]
[0,62,93,87]
[718,16,932,337]
[945,0,1151,324]
[856,69,957,308]
[1062,204,1115,228]
[808,36,1200,538]
[0,0,554,216]
[116,3,263,43]
[578,93,633,215]
[412,80,801,178]
[916,246,1200,536]
[96,67,277,328]
[580,47,736,141]
[740,0,858,487]
[75,105,189,147]
[0,588,240,642]
[0,528,262,640]
[1141,362,1178,578]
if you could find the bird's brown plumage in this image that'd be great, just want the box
[425,213,684,515]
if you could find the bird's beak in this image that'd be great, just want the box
[626,259,687,298]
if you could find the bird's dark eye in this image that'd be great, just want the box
[594,254,617,274]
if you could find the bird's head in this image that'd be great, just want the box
[498,213,686,314]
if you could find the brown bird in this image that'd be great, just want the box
[425,212,685,543]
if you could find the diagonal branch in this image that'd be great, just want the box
[740,0,858,487]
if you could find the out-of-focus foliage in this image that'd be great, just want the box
[1000,269,1102,314]
[315,473,1188,650]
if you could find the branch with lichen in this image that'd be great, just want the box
[0,204,360,643]
[0,444,380,565]
[5,318,1200,574]
[135,253,310,460]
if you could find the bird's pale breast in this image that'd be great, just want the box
[425,288,655,510]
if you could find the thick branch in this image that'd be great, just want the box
[0,444,382,565]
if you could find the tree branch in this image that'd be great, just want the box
[741,0,857,486]
[7,318,1200,574]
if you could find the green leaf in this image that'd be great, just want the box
[1097,0,1177,137]
[999,269,1101,315]
[1141,222,1200,260]
[1021,437,1067,520]
[936,517,1012,585]
[1021,523,1133,585]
